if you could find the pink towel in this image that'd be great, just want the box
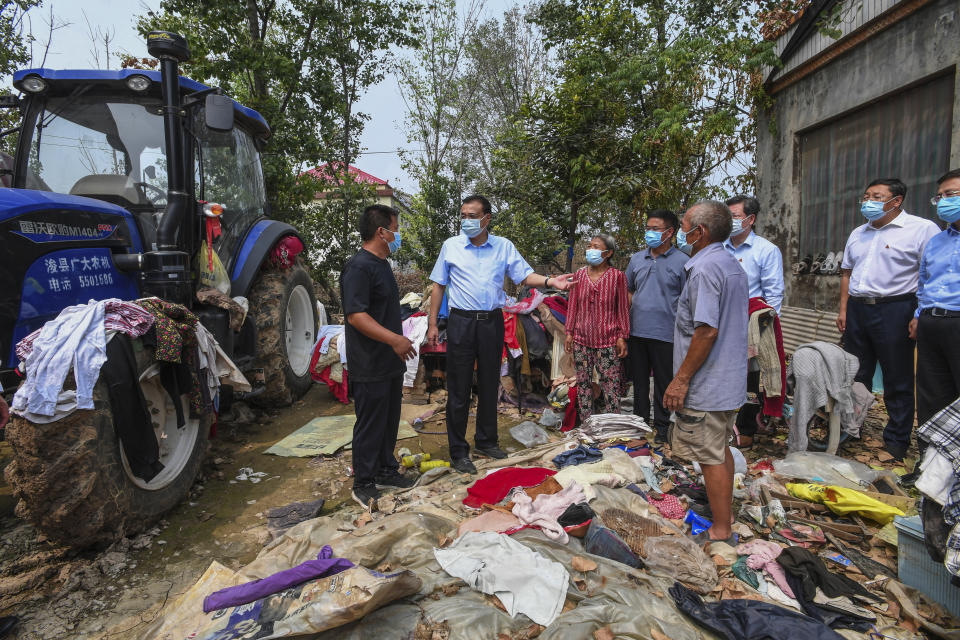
[510,481,586,543]
[736,539,795,599]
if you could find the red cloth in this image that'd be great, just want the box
[561,385,578,432]
[542,296,568,315]
[315,366,349,404]
[748,297,786,418]
[271,235,304,269]
[565,267,630,348]
[462,467,557,509]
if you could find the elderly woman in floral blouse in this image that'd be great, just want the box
[564,234,630,423]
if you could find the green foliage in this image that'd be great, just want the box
[137,0,420,298]
[0,0,42,158]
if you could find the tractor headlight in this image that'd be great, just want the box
[21,75,47,93]
[126,74,151,92]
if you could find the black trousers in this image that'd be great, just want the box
[843,297,916,452]
[917,314,960,426]
[628,336,673,434]
[352,375,402,487]
[736,370,762,438]
[446,309,504,459]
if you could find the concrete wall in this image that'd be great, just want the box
[756,0,960,311]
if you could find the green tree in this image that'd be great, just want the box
[137,0,420,300]
[1,0,44,158]
[500,0,789,266]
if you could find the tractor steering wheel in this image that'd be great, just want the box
[134,182,167,206]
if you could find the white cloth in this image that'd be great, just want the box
[786,341,860,453]
[195,324,253,401]
[12,299,109,416]
[841,211,940,297]
[315,300,327,327]
[509,481,586,543]
[434,531,569,626]
[11,389,78,423]
[316,325,345,355]
[917,447,957,505]
[401,315,429,387]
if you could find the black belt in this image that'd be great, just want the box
[921,307,960,318]
[450,308,502,320]
[849,293,916,305]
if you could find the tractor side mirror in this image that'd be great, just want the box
[205,94,234,132]
[144,165,157,180]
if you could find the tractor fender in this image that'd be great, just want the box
[229,219,302,297]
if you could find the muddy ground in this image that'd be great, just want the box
[0,385,536,639]
[0,385,913,639]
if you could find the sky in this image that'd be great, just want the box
[17,0,517,194]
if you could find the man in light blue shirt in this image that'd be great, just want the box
[722,196,784,314]
[665,200,748,545]
[427,195,573,473]
[911,168,960,431]
[722,195,783,449]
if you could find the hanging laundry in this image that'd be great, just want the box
[13,299,109,416]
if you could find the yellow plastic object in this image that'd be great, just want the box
[786,483,905,525]
[420,460,450,473]
[196,241,231,295]
[402,453,429,468]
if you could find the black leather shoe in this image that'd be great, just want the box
[452,457,478,474]
[474,446,507,459]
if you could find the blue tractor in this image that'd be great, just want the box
[0,32,318,547]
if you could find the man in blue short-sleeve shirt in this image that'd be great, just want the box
[665,200,748,545]
[624,209,688,443]
[427,195,573,474]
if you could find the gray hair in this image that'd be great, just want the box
[686,200,733,242]
[593,233,618,256]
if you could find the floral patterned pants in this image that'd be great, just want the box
[573,343,622,423]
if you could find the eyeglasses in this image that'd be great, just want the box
[859,195,897,204]
[931,190,960,205]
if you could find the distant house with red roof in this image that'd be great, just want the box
[303,163,411,214]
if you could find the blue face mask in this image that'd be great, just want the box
[937,196,960,223]
[730,219,744,236]
[677,226,699,251]
[387,231,402,254]
[645,230,664,248]
[585,248,606,265]
[461,217,486,238]
[861,198,892,221]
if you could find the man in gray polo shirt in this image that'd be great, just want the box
[625,209,688,443]
[665,200,748,545]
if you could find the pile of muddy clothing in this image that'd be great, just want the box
[10,297,249,481]
[149,415,957,639]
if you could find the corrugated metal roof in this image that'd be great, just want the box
[780,305,842,355]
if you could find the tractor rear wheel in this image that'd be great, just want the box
[248,259,318,407]
[4,343,209,549]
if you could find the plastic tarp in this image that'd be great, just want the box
[146,482,716,639]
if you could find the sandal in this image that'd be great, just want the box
[809,252,826,274]
[792,254,813,275]
[692,530,739,548]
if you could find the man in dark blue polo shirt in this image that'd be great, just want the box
[625,209,688,443]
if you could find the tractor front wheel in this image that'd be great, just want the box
[248,259,318,407]
[4,344,209,549]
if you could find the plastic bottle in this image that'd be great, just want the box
[420,460,450,473]
[402,453,430,468]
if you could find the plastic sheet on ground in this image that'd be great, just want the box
[264,415,418,457]
[146,502,711,639]
[773,451,895,489]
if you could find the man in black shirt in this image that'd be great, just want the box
[341,204,417,509]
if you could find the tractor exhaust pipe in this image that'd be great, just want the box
[143,32,192,304]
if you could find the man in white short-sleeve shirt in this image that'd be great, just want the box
[838,177,940,460]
